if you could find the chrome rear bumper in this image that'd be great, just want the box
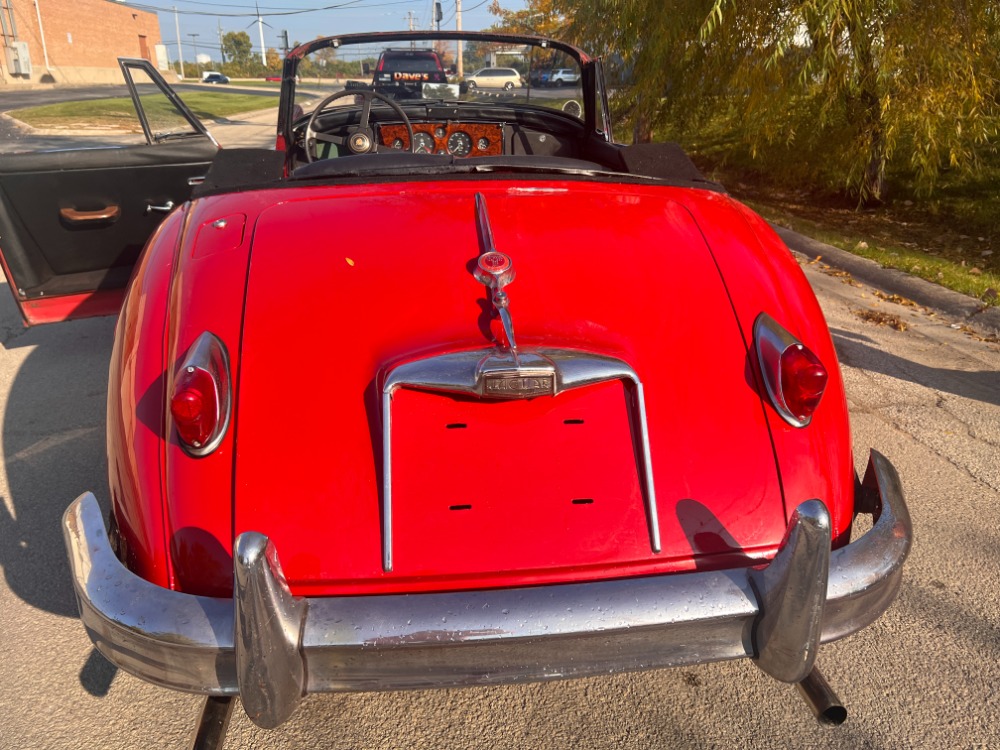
[64,450,911,729]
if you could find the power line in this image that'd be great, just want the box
[156,0,329,9]
[128,0,418,19]
[153,0,316,9]
[417,0,431,29]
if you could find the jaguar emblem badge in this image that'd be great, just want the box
[483,373,554,398]
[475,251,514,284]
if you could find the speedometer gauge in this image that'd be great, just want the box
[446,131,472,157]
[412,132,435,154]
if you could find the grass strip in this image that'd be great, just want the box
[9,93,272,131]
[746,199,1000,306]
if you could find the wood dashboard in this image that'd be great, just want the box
[378,122,504,157]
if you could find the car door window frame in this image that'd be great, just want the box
[118,58,219,148]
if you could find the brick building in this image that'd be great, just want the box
[1,0,165,85]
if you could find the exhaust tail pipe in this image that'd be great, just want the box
[190,696,234,750]
[796,667,847,725]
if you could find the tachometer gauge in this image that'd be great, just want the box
[412,132,435,153]
[447,131,472,157]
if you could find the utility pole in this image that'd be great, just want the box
[434,2,442,32]
[32,0,51,72]
[188,32,199,75]
[174,7,184,78]
[455,0,463,77]
[218,19,226,64]
[281,29,289,57]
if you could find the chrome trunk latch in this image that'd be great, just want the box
[473,193,517,351]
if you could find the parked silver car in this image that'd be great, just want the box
[550,68,581,86]
[466,66,522,90]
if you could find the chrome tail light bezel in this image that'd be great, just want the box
[753,312,827,428]
[171,331,232,457]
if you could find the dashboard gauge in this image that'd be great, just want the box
[447,131,472,157]
[434,126,447,139]
[477,137,490,152]
[412,132,435,153]
[391,138,404,150]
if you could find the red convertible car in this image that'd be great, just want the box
[0,31,910,746]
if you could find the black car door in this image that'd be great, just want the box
[0,58,219,325]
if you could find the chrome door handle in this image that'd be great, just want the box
[145,201,175,214]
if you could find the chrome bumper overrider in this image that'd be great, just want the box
[63,450,911,729]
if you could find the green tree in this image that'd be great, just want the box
[222,31,254,70]
[558,0,1000,203]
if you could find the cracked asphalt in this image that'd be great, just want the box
[0,182,997,745]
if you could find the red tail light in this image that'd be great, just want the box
[779,345,828,423]
[170,332,231,455]
[754,313,828,427]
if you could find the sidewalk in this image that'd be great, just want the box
[203,106,277,149]
[777,225,1000,338]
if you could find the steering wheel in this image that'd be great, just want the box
[304,89,414,162]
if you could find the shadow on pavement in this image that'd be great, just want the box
[0,282,118,695]
[831,328,1000,407]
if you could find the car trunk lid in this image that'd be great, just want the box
[232,180,785,595]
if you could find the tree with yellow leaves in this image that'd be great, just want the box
[514,0,999,203]
[488,0,567,38]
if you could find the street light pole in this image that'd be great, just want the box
[188,32,199,78]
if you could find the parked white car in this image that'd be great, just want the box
[466,67,522,90]
[550,68,581,86]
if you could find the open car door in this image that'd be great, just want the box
[0,59,219,325]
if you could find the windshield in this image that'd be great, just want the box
[290,33,586,124]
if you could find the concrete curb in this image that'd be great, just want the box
[774,224,1000,338]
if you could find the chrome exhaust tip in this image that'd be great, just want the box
[796,667,847,726]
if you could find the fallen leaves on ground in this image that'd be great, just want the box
[872,290,920,308]
[854,309,909,331]
[800,254,864,286]
[954,324,1000,344]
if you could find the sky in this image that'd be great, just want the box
[134,0,528,64]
